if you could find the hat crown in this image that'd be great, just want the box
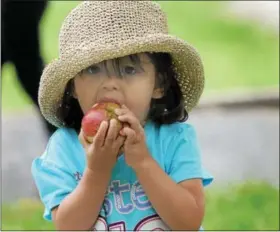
[59,1,168,58]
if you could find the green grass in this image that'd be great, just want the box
[1,182,279,230]
[204,182,279,230]
[2,1,279,112]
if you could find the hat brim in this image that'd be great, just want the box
[39,33,204,128]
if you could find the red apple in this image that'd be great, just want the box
[81,101,123,143]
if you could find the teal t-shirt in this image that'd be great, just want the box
[31,121,213,230]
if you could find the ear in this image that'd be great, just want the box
[152,87,164,99]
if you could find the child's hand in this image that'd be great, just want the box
[79,119,125,174]
[115,105,152,169]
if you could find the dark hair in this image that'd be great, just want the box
[56,52,188,133]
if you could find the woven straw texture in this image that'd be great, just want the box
[39,1,205,128]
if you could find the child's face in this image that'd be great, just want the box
[73,53,163,124]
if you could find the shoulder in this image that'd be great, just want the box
[149,121,196,142]
[46,127,78,151]
[145,120,197,144]
[161,122,195,136]
[145,121,198,164]
[37,127,83,166]
[48,127,78,145]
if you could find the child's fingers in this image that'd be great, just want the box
[114,104,130,115]
[118,114,141,133]
[78,129,89,149]
[121,104,129,109]
[114,108,129,116]
[105,119,118,146]
[119,123,129,136]
[93,121,108,148]
[116,135,125,148]
[122,127,136,144]
[115,105,141,133]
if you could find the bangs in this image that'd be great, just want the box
[103,54,144,78]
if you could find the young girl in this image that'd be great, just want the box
[32,1,213,231]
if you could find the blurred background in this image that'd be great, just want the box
[1,1,279,230]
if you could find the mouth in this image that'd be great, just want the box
[98,97,121,105]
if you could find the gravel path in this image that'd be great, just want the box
[2,106,279,202]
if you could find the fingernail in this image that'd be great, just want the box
[101,121,107,127]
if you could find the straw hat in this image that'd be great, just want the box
[39,1,205,128]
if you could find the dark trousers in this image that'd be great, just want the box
[1,0,57,137]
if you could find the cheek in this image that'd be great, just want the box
[74,78,98,113]
[125,81,155,121]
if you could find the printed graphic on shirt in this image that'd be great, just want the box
[92,214,169,231]
[73,173,170,231]
[104,180,152,216]
[73,171,82,181]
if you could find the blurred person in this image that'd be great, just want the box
[31,1,213,231]
[1,0,56,136]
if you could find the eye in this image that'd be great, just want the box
[85,65,101,75]
[123,66,136,75]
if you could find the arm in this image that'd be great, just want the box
[134,156,204,231]
[116,105,213,230]
[52,168,111,231]
[53,121,125,230]
[32,122,124,231]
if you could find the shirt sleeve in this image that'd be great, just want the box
[31,129,78,221]
[166,123,213,187]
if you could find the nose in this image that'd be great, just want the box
[101,76,120,91]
